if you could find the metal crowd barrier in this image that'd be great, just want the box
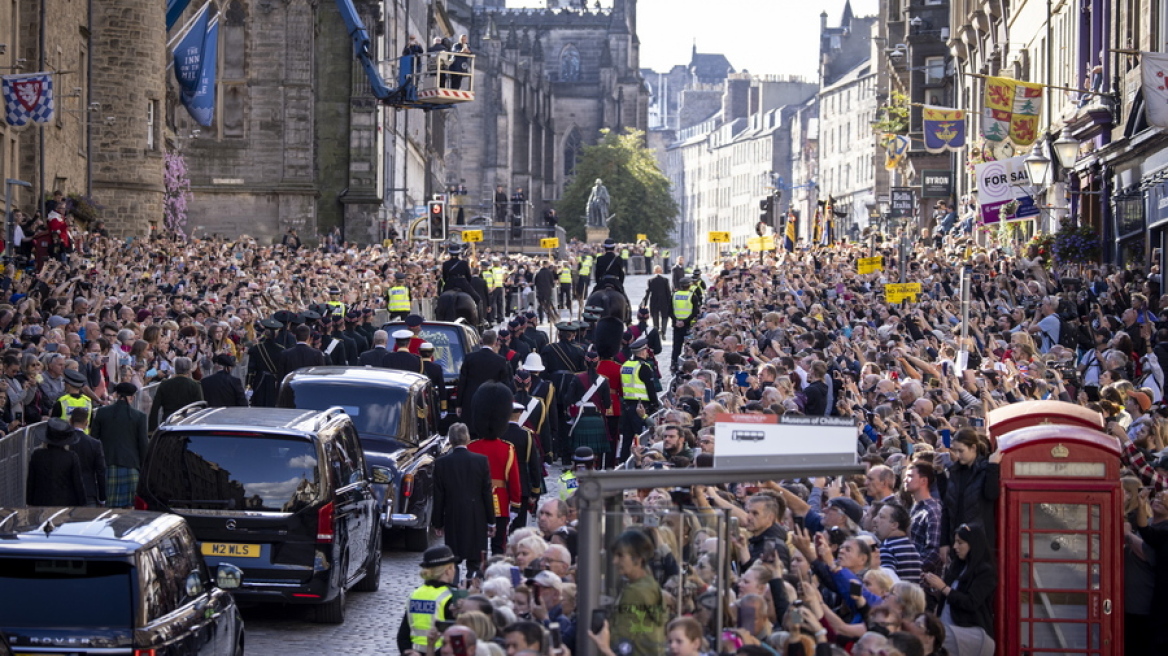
[0,421,47,508]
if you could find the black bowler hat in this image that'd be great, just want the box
[420,545,458,568]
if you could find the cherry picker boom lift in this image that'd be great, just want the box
[335,0,475,110]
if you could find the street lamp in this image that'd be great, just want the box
[1023,142,1052,188]
[1051,127,1080,169]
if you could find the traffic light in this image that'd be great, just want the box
[759,197,772,226]
[428,200,447,241]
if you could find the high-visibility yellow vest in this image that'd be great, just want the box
[620,360,649,401]
[407,583,453,648]
[673,290,694,321]
[559,268,572,284]
[58,394,93,431]
[388,286,411,312]
[579,256,593,276]
[621,248,630,259]
[483,268,497,289]
[326,301,346,318]
[645,247,655,258]
[493,266,507,287]
[684,266,693,275]
[663,249,671,259]
[559,470,578,500]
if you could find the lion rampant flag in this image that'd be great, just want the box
[982,76,1042,146]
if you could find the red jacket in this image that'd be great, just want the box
[596,359,623,417]
[468,437,522,514]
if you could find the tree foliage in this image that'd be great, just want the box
[557,128,678,245]
[873,90,910,136]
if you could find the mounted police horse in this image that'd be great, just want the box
[585,276,629,323]
[435,289,479,326]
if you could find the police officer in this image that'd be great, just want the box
[490,257,508,322]
[325,288,347,319]
[54,370,92,432]
[558,446,595,501]
[576,252,593,303]
[387,273,412,320]
[441,244,484,321]
[558,261,573,311]
[396,545,458,656]
[618,337,659,460]
[247,318,285,407]
[671,277,701,369]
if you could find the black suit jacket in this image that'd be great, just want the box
[358,346,389,368]
[73,431,107,505]
[644,274,673,312]
[432,447,494,560]
[201,370,248,408]
[382,349,424,374]
[277,343,326,382]
[457,347,514,434]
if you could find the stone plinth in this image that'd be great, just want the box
[586,226,610,244]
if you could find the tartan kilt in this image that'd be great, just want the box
[573,414,610,454]
[106,465,140,508]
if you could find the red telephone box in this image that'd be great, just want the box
[987,401,1123,656]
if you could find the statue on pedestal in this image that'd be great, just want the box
[586,179,611,228]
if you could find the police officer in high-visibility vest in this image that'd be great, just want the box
[558,262,573,311]
[576,253,593,302]
[662,248,671,270]
[325,287,347,319]
[490,258,507,322]
[54,369,93,432]
[671,277,701,370]
[643,245,655,271]
[396,545,458,656]
[387,273,412,320]
[558,446,595,501]
[618,337,658,460]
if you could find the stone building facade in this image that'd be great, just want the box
[174,0,382,243]
[445,0,647,221]
[1,0,166,235]
[90,0,166,234]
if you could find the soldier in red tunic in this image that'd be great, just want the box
[466,382,523,554]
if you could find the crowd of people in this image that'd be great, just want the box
[403,232,1168,656]
[9,206,1167,656]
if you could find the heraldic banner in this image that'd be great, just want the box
[922,105,966,153]
[982,76,1043,146]
[2,72,54,127]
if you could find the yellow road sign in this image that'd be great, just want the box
[709,231,731,243]
[461,230,483,243]
[540,237,560,249]
[884,282,922,304]
[747,236,762,252]
[636,233,648,242]
[857,256,883,274]
[762,235,775,251]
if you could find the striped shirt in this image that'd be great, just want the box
[909,497,943,572]
[879,534,923,584]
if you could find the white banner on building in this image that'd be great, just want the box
[1142,52,1168,129]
